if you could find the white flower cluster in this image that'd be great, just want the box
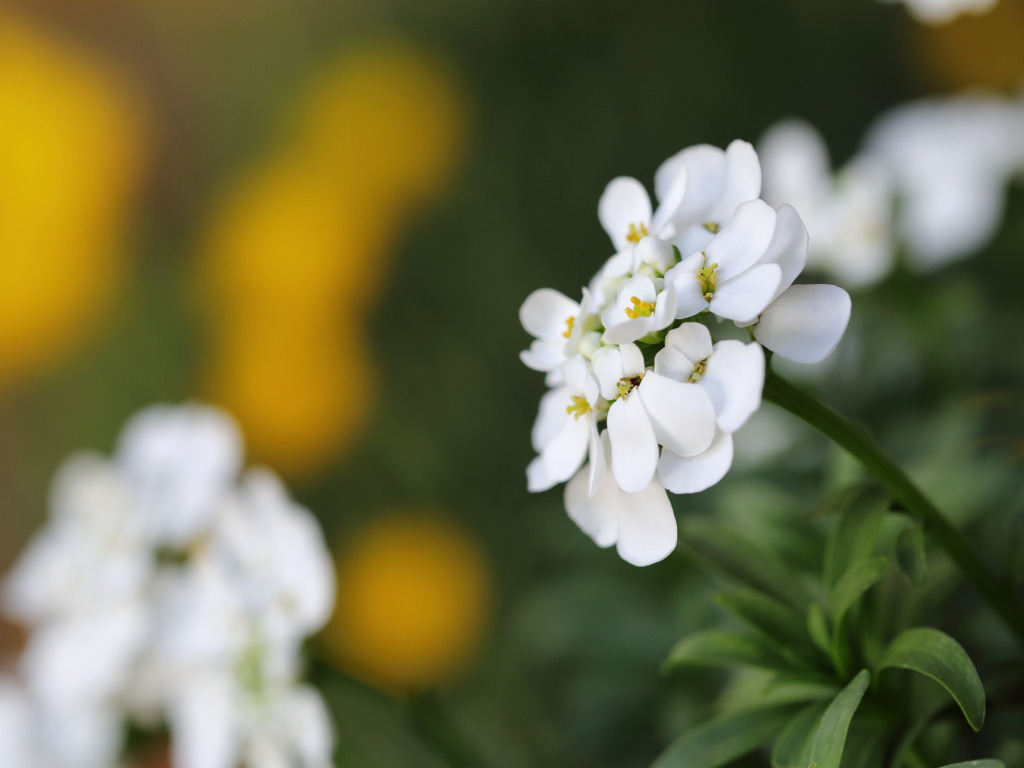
[520,141,851,567]
[759,92,1024,286]
[0,405,335,768]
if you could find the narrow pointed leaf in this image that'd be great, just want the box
[935,761,1005,768]
[807,602,830,653]
[663,629,790,672]
[680,518,812,608]
[878,628,986,731]
[770,702,824,768]
[822,489,887,588]
[894,521,928,587]
[715,590,810,648]
[807,669,871,768]
[652,703,804,768]
[828,557,888,625]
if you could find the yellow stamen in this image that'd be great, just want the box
[703,221,720,234]
[626,222,649,244]
[688,359,708,383]
[562,315,575,339]
[624,296,656,319]
[566,396,592,420]
[616,374,644,400]
[695,254,718,301]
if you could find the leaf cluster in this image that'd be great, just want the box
[654,486,1002,768]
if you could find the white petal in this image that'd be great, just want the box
[565,455,618,549]
[656,144,726,226]
[658,431,734,494]
[519,288,579,339]
[587,419,605,497]
[614,479,677,567]
[758,203,808,300]
[540,412,592,486]
[755,284,851,364]
[170,675,239,768]
[527,455,556,493]
[637,373,716,457]
[652,346,691,382]
[635,235,676,273]
[599,177,652,250]
[707,139,762,223]
[618,342,646,376]
[607,396,659,493]
[701,341,765,433]
[592,346,627,401]
[706,200,777,281]
[710,263,782,322]
[520,339,567,372]
[665,251,709,319]
[662,322,713,366]
[531,387,570,452]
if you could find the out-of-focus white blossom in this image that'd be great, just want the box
[760,94,1024,282]
[879,0,998,25]
[1,403,336,768]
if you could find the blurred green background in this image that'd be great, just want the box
[2,0,1024,765]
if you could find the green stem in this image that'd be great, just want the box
[763,370,1024,646]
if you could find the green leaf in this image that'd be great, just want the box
[663,630,790,673]
[770,702,824,768]
[807,602,830,653]
[878,628,986,731]
[651,703,804,768]
[807,669,871,768]
[827,557,888,626]
[894,520,928,587]
[935,761,1005,768]
[715,590,810,648]
[680,518,812,608]
[822,488,887,589]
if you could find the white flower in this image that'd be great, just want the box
[759,119,894,287]
[519,288,581,374]
[600,269,678,345]
[654,139,762,255]
[668,199,809,324]
[565,433,677,567]
[651,324,764,493]
[592,342,716,493]
[527,356,604,494]
[116,403,243,547]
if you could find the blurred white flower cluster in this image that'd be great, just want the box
[0,405,335,768]
[879,0,997,25]
[759,92,1024,287]
[520,141,851,567]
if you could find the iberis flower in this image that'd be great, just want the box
[520,141,851,566]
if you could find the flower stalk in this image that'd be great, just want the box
[763,369,1024,646]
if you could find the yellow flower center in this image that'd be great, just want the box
[561,315,575,339]
[616,374,644,400]
[688,358,708,383]
[624,296,656,319]
[626,222,649,244]
[566,395,592,420]
[695,253,718,301]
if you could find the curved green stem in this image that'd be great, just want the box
[763,370,1024,646]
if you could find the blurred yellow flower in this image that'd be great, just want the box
[321,514,491,692]
[204,319,375,478]
[293,41,467,213]
[198,39,467,479]
[0,9,148,393]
